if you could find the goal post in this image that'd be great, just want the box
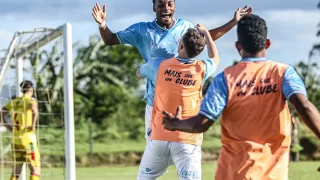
[0,23,76,180]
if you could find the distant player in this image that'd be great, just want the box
[162,14,320,179]
[92,0,252,142]
[0,80,40,180]
[136,24,219,179]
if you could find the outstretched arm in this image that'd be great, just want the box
[92,3,119,46]
[289,94,320,139]
[163,106,214,133]
[208,6,252,41]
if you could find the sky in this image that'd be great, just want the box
[0,0,319,75]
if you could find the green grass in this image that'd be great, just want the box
[38,139,222,156]
[1,162,319,180]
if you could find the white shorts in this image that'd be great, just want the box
[137,140,202,180]
[145,104,153,141]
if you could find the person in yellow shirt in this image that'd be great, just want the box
[1,80,40,180]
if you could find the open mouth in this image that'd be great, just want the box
[161,12,172,21]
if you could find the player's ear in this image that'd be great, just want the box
[265,39,271,50]
[235,41,242,56]
[153,2,156,12]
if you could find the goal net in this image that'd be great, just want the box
[0,24,75,180]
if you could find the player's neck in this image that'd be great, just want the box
[242,51,266,59]
[23,93,32,97]
[155,19,175,29]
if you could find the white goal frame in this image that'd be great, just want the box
[0,23,76,180]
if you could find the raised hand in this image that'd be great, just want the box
[234,5,253,22]
[92,3,107,24]
[195,24,208,35]
[162,106,182,131]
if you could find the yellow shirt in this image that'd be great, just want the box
[5,94,36,136]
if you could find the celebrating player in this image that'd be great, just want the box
[92,0,252,142]
[0,80,40,180]
[162,14,320,179]
[136,24,219,179]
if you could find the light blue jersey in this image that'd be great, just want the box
[199,58,308,121]
[140,57,217,106]
[116,19,195,104]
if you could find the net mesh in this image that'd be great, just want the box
[0,28,66,180]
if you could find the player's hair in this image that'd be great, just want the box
[20,80,33,94]
[237,14,268,55]
[182,28,205,58]
[153,0,175,4]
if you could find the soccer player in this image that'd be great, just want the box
[0,80,40,180]
[92,0,252,142]
[162,14,320,180]
[136,24,219,179]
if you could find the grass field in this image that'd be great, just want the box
[1,161,319,180]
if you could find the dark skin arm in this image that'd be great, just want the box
[208,6,253,41]
[92,3,120,46]
[289,94,320,139]
[162,106,214,133]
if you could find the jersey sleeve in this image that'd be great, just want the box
[139,58,163,82]
[116,23,143,47]
[282,66,307,100]
[4,100,13,111]
[203,58,217,81]
[199,72,228,121]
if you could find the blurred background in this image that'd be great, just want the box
[0,0,319,179]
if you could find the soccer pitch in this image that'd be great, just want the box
[3,161,318,180]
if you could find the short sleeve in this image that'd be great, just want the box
[203,58,217,81]
[199,72,228,121]
[282,66,307,100]
[116,23,143,47]
[30,98,37,105]
[4,100,13,111]
[140,58,164,82]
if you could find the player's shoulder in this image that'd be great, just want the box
[176,18,194,27]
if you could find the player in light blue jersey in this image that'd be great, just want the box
[92,0,253,141]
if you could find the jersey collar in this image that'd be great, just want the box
[176,57,195,64]
[153,18,177,31]
[241,57,267,62]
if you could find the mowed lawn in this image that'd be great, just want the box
[1,161,319,180]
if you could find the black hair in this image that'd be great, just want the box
[182,28,205,58]
[237,14,268,55]
[20,80,33,94]
[153,0,175,4]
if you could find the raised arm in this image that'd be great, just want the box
[196,24,220,65]
[289,94,320,139]
[92,3,119,46]
[208,6,252,41]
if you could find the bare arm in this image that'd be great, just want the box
[92,3,119,46]
[162,106,214,133]
[99,26,119,46]
[208,6,252,41]
[30,103,39,132]
[0,108,12,132]
[289,94,320,139]
[197,25,220,65]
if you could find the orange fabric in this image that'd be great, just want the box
[150,57,206,145]
[216,61,291,180]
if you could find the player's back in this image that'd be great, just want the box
[6,95,36,136]
[150,57,206,145]
[217,60,291,180]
